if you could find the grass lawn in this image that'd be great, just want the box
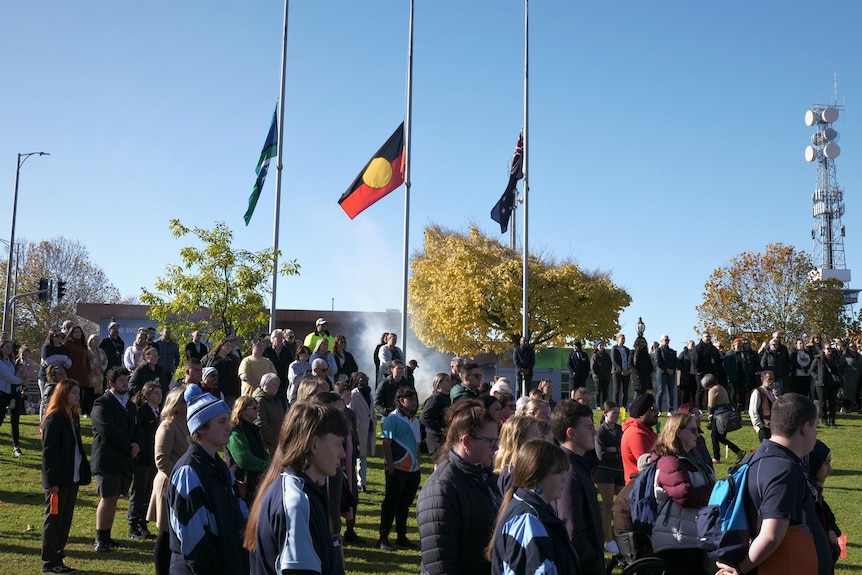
[0,410,860,574]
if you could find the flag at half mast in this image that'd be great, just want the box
[490,131,524,234]
[338,122,405,219]
[244,109,278,226]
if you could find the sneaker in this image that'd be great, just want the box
[12,447,22,457]
[395,536,417,548]
[605,540,620,554]
[128,525,148,541]
[377,537,396,552]
[42,565,75,574]
[343,531,365,545]
[734,450,746,465]
[93,539,111,553]
[107,537,124,549]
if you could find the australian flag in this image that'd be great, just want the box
[490,131,523,234]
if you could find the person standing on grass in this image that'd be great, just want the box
[91,366,141,553]
[716,394,831,575]
[148,385,189,575]
[487,439,579,575]
[552,400,604,575]
[378,386,421,552]
[128,381,162,541]
[594,401,624,555]
[0,339,28,457]
[417,399,502,575]
[702,374,745,465]
[40,379,91,574]
[245,402,348,575]
[168,384,248,575]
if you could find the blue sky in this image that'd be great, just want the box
[2,0,861,354]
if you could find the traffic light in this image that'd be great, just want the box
[38,278,48,302]
[57,279,67,301]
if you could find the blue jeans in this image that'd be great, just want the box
[656,371,675,412]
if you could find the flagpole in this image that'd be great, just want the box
[521,0,530,343]
[399,0,414,357]
[269,0,289,332]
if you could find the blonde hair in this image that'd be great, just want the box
[494,415,539,474]
[519,398,549,418]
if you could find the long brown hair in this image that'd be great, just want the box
[651,412,693,458]
[485,439,569,560]
[41,379,81,431]
[243,402,348,551]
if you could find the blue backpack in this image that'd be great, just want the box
[696,454,776,563]
[629,458,666,535]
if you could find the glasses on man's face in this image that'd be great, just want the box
[470,435,499,447]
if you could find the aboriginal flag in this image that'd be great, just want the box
[338,122,405,219]
[490,131,523,234]
[244,109,278,226]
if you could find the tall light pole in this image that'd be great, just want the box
[3,151,49,333]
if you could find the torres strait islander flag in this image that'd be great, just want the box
[338,122,405,219]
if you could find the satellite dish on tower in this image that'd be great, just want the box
[822,107,839,123]
[805,146,818,162]
[805,110,819,126]
[823,143,841,159]
[824,127,838,141]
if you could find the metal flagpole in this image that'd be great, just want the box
[521,0,530,342]
[269,0,289,332]
[400,0,414,357]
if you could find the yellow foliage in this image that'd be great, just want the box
[408,226,631,355]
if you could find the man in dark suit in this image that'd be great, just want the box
[513,336,536,396]
[611,334,631,408]
[91,366,141,553]
[184,329,208,362]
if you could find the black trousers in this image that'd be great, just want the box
[594,378,610,407]
[710,425,742,461]
[0,388,23,446]
[41,484,78,569]
[612,374,630,408]
[815,384,837,423]
[128,461,157,526]
[379,469,420,539]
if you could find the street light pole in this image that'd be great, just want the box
[3,151,49,333]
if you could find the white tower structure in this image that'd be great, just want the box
[804,89,858,304]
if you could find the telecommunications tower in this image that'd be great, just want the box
[804,84,858,304]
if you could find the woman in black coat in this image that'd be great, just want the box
[811,344,842,427]
[416,400,502,575]
[630,336,654,400]
[41,379,91,574]
[419,373,453,461]
[129,345,168,399]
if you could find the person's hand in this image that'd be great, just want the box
[130,443,141,459]
[47,486,59,495]
[715,562,739,575]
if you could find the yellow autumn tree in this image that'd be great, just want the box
[697,242,848,342]
[408,225,631,355]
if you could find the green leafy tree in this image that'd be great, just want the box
[408,225,631,355]
[0,237,127,347]
[140,220,299,351]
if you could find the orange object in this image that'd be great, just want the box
[838,533,847,559]
[49,493,59,515]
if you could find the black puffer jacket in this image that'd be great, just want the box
[417,450,502,575]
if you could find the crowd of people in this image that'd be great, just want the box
[0,322,848,575]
